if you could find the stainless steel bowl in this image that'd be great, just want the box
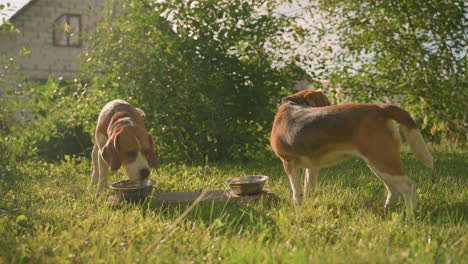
[225,175,269,195]
[109,179,155,202]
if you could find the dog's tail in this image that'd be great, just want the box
[381,104,433,168]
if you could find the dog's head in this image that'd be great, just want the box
[282,90,331,107]
[102,125,160,181]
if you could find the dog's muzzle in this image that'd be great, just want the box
[140,168,150,179]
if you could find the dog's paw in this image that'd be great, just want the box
[94,190,104,198]
[293,194,304,205]
[87,184,96,192]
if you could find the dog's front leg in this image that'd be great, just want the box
[88,144,99,190]
[96,150,109,194]
[304,168,319,197]
[282,160,303,204]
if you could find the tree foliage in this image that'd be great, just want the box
[1,71,98,173]
[306,0,467,141]
[83,0,305,162]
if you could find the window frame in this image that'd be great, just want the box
[52,14,82,48]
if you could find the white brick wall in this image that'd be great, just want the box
[0,0,104,80]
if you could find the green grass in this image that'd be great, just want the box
[0,146,466,263]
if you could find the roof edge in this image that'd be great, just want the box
[7,0,38,23]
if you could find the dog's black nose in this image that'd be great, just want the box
[140,168,150,178]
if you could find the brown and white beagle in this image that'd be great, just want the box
[270,90,433,210]
[89,100,160,193]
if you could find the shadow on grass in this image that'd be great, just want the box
[419,201,467,225]
[160,198,277,220]
[0,166,31,187]
[108,193,284,239]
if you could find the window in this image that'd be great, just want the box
[53,14,82,47]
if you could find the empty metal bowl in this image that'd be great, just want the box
[225,175,269,195]
[110,179,155,202]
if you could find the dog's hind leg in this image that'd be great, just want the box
[362,149,417,210]
[282,160,303,204]
[89,144,99,189]
[368,165,417,211]
[359,120,417,211]
[367,165,401,208]
[304,168,319,197]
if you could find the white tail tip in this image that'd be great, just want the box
[405,128,433,168]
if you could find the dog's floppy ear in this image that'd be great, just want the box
[147,133,160,169]
[304,90,331,107]
[101,134,122,171]
[135,107,146,118]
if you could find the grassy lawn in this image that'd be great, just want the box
[0,146,466,263]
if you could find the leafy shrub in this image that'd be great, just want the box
[1,4,101,169]
[0,54,102,166]
[83,0,305,162]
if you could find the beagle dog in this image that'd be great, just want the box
[89,100,160,193]
[270,90,433,210]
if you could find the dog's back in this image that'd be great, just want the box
[272,103,387,158]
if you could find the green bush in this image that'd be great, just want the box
[0,56,101,166]
[82,0,305,162]
[1,8,101,168]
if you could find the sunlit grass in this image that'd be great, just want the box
[0,145,466,263]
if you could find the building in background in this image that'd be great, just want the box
[0,0,104,81]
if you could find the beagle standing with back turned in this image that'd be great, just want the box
[270,90,433,210]
[89,100,160,193]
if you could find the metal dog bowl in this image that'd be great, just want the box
[225,175,269,195]
[110,179,155,201]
